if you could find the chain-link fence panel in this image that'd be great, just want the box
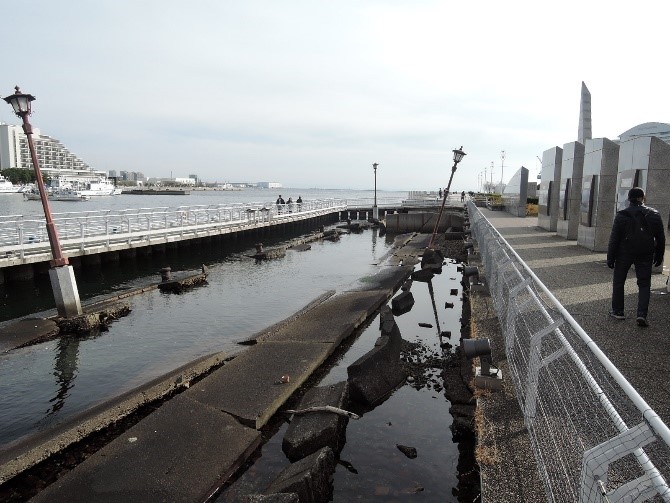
[467,202,670,503]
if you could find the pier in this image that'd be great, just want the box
[0,199,344,280]
[0,196,446,282]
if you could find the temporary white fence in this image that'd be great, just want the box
[467,201,670,503]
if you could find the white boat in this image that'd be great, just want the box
[23,189,43,201]
[53,175,121,196]
[49,189,91,201]
[0,175,20,193]
[79,177,119,196]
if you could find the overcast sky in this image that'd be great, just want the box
[2,1,668,191]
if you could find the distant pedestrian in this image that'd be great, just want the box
[460,191,465,202]
[287,197,293,213]
[296,195,303,211]
[438,188,443,199]
[607,187,665,326]
[276,195,285,213]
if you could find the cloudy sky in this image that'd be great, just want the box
[2,1,668,191]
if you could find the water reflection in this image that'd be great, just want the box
[427,279,443,339]
[0,229,394,448]
[46,336,81,416]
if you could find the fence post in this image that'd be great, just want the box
[18,226,24,259]
[579,422,657,503]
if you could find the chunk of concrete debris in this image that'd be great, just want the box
[158,272,208,293]
[420,248,444,270]
[282,382,350,462]
[396,444,418,459]
[57,303,131,335]
[266,447,335,502]
[289,243,311,252]
[391,291,414,315]
[411,268,434,283]
[348,309,407,407]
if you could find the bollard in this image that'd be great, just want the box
[160,267,172,282]
[255,242,264,253]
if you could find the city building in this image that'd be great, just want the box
[0,123,95,177]
[258,181,282,189]
[617,122,670,143]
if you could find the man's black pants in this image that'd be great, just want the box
[611,252,653,317]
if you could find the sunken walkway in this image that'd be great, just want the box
[2,234,436,502]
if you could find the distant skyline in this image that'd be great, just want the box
[2,1,669,191]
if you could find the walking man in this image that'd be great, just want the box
[607,187,665,326]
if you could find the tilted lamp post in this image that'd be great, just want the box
[3,86,82,317]
[372,162,379,219]
[428,146,466,249]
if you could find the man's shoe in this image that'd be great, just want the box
[609,310,625,320]
[636,316,649,327]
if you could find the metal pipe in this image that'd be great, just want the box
[21,115,68,267]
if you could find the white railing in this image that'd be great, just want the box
[343,197,404,209]
[0,199,346,266]
[467,201,670,503]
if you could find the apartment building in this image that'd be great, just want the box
[0,123,95,177]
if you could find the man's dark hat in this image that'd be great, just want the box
[628,187,645,201]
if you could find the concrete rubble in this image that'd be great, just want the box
[157,271,208,293]
[0,222,484,502]
[265,447,336,502]
[390,290,414,315]
[56,303,131,335]
[347,306,408,407]
[282,382,350,462]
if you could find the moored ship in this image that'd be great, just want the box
[0,174,20,193]
[52,175,121,196]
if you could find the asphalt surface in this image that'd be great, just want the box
[474,208,670,503]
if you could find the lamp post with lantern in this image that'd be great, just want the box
[428,146,466,249]
[3,86,82,317]
[372,162,379,219]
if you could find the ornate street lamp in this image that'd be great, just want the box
[4,86,82,317]
[372,162,379,219]
[428,146,466,249]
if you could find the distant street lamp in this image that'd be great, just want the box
[4,86,82,317]
[490,161,494,193]
[500,150,506,194]
[372,162,379,219]
[428,146,466,249]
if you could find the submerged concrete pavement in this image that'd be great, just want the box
[6,233,430,502]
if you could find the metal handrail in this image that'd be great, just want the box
[467,201,670,502]
[0,198,347,264]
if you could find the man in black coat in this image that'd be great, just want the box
[607,187,665,326]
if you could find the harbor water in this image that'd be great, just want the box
[0,188,409,322]
[0,187,475,501]
[0,188,405,448]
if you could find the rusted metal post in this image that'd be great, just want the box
[428,147,466,249]
[21,114,69,267]
[4,86,81,317]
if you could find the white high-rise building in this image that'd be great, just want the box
[0,123,100,177]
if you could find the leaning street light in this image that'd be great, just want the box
[372,162,379,219]
[3,86,82,317]
[428,146,466,249]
